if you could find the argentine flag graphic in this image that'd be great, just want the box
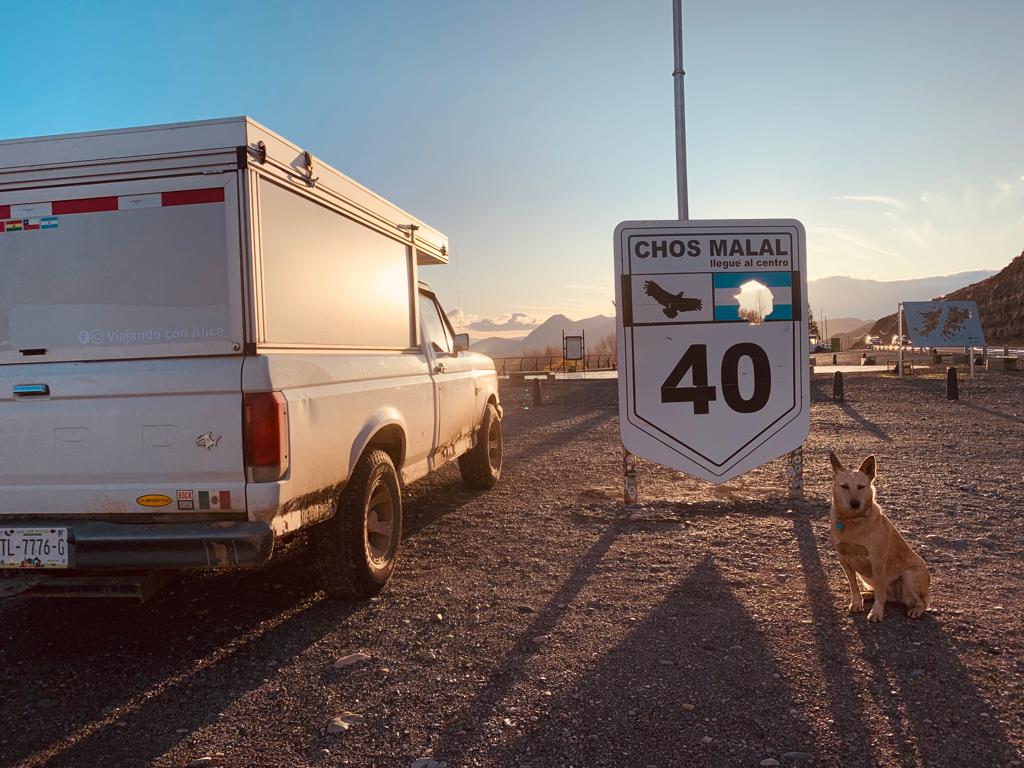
[712,271,793,322]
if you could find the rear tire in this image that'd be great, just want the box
[458,403,502,489]
[314,449,402,599]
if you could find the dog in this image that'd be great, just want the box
[829,452,930,622]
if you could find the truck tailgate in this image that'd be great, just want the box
[0,357,245,517]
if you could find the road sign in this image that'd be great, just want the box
[615,219,810,484]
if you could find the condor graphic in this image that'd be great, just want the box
[643,280,703,319]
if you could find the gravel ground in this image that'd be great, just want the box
[0,370,1021,768]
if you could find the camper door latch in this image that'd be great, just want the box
[303,151,319,188]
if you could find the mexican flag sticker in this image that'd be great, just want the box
[198,490,231,510]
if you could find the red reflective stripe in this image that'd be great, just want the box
[52,196,118,215]
[161,188,225,207]
[9,188,224,218]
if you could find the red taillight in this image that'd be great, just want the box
[243,392,290,482]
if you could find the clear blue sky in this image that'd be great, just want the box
[2,1,1021,327]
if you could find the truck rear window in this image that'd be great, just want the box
[0,184,239,363]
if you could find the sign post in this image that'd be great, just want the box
[615,222,810,484]
[898,303,904,379]
[672,0,688,221]
[621,0,691,505]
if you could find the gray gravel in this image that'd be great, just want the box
[0,371,1021,767]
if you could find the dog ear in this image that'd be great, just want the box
[829,451,844,474]
[859,455,876,480]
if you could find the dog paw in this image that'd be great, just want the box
[867,608,884,623]
[848,601,866,613]
[907,607,926,619]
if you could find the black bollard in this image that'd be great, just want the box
[946,367,958,400]
[832,353,838,365]
[833,370,844,403]
[531,377,543,407]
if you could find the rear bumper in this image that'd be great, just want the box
[1,520,274,571]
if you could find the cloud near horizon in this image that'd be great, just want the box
[446,310,544,332]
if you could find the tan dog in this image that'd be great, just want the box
[829,452,930,622]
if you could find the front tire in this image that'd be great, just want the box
[314,449,402,599]
[458,403,502,489]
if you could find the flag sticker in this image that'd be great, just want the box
[198,490,232,510]
[712,271,795,322]
[0,217,59,234]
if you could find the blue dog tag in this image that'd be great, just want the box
[835,521,845,531]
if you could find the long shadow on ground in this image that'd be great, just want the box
[472,553,817,767]
[792,515,1018,767]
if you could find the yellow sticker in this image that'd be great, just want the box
[136,494,172,508]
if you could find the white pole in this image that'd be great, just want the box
[969,340,975,380]
[673,0,689,220]
[898,304,904,379]
[623,0,691,506]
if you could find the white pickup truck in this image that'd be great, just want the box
[0,117,502,600]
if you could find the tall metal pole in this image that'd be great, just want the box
[624,1,691,506]
[673,0,689,220]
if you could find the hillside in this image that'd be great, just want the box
[836,321,876,350]
[869,251,1024,345]
[815,317,869,337]
[469,336,525,358]
[808,270,995,319]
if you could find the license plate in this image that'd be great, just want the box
[0,528,70,569]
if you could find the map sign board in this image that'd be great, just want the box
[615,219,810,484]
[901,301,985,347]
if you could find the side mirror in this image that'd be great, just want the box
[453,333,470,354]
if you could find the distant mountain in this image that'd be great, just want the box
[469,336,524,358]
[870,251,1024,345]
[470,313,615,357]
[808,270,996,320]
[814,316,869,337]
[519,314,615,353]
